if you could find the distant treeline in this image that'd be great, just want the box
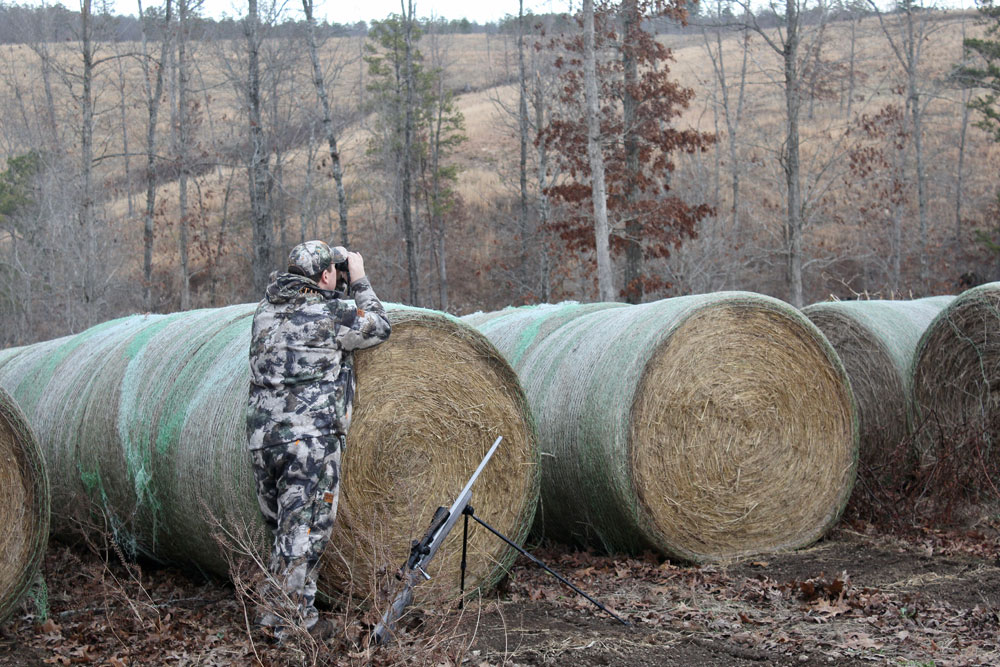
[0,2,503,44]
[0,0,914,45]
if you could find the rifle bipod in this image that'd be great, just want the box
[457,505,630,627]
[370,436,628,646]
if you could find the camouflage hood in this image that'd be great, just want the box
[264,271,346,304]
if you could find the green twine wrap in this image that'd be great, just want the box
[911,283,1000,464]
[0,303,538,599]
[803,297,953,479]
[466,293,859,562]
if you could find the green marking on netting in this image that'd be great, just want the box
[14,318,129,410]
[79,469,101,496]
[79,455,143,560]
[155,315,250,456]
[111,314,182,543]
[124,312,186,360]
[123,313,208,547]
[510,304,576,367]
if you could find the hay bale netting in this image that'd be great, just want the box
[467,293,858,563]
[802,297,953,477]
[911,283,1000,459]
[0,304,538,601]
[464,301,629,369]
[0,385,49,623]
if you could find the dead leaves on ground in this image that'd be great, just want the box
[503,542,1000,664]
[3,527,1000,666]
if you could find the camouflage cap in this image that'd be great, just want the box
[330,246,349,265]
[287,240,338,278]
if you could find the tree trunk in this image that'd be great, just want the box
[622,0,642,304]
[40,44,58,146]
[517,0,530,266]
[806,2,827,121]
[302,0,349,246]
[210,169,236,306]
[892,139,905,292]
[904,6,928,291]
[80,0,97,322]
[246,0,272,296]
[956,18,972,244]
[535,71,552,302]
[401,0,418,305]
[846,13,857,120]
[783,0,804,307]
[431,74,449,311]
[301,125,317,244]
[583,0,614,302]
[139,0,171,311]
[115,51,134,219]
[177,0,190,310]
[269,69,286,253]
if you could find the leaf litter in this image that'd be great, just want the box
[0,521,997,666]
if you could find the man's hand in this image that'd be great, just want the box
[346,251,366,282]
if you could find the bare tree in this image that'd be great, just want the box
[534,68,554,301]
[517,0,530,265]
[175,0,194,309]
[112,42,135,219]
[699,0,751,288]
[953,11,974,243]
[738,0,808,306]
[302,0,350,246]
[246,0,273,295]
[80,0,98,320]
[138,0,172,311]
[867,0,945,292]
[401,0,419,305]
[422,19,465,312]
[583,0,614,301]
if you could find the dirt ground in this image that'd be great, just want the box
[1,520,999,666]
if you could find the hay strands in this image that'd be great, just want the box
[375,434,627,646]
[466,293,859,563]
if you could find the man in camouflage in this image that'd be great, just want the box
[247,240,391,641]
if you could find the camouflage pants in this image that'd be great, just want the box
[250,434,344,633]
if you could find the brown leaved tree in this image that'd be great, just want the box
[542,0,715,303]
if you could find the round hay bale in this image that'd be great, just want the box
[464,301,628,369]
[468,293,858,562]
[0,384,49,623]
[0,304,538,601]
[802,297,952,481]
[911,283,1000,461]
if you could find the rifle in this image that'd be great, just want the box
[372,435,504,645]
[371,434,630,646]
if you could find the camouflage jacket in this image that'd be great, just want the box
[246,272,391,449]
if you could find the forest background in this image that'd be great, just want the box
[1,0,999,347]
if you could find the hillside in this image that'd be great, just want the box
[0,8,998,344]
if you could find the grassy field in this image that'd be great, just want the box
[1,9,998,313]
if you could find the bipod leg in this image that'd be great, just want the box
[459,508,470,609]
[461,507,630,627]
